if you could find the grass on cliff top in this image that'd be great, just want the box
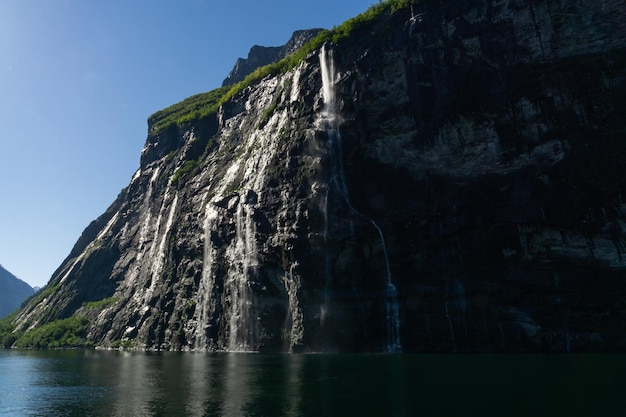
[148,0,423,135]
[148,86,230,134]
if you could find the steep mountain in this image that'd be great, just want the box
[222,29,323,86]
[0,265,34,318]
[7,0,626,352]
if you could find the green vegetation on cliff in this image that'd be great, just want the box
[0,299,121,349]
[13,316,92,349]
[148,86,229,135]
[1,299,95,349]
[148,0,423,135]
[6,293,121,348]
[82,296,117,310]
[171,159,199,186]
[0,314,20,348]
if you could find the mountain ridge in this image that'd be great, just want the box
[221,29,324,87]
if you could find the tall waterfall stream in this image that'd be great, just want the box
[319,44,402,352]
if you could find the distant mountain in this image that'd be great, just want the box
[0,265,34,318]
[222,29,323,86]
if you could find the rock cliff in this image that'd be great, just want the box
[10,0,626,352]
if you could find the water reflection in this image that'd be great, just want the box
[222,353,252,415]
[0,350,111,416]
[184,353,211,416]
[104,352,307,417]
[2,351,626,416]
[285,354,303,415]
[112,352,156,416]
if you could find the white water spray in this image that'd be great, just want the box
[319,43,336,326]
[143,186,178,304]
[371,221,402,353]
[226,195,258,351]
[320,44,336,120]
[195,203,219,350]
[319,44,402,352]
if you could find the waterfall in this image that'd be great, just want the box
[131,167,160,278]
[226,195,258,351]
[196,194,259,351]
[151,193,178,286]
[319,44,402,353]
[144,188,178,304]
[320,44,336,120]
[319,43,336,327]
[443,279,468,353]
[444,301,457,353]
[320,186,330,326]
[371,221,402,353]
[282,262,304,351]
[195,203,219,350]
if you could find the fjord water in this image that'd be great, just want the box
[1,350,625,417]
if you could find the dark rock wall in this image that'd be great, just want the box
[13,0,626,352]
[331,0,626,352]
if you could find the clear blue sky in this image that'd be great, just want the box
[0,0,374,288]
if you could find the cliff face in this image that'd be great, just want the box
[13,0,626,352]
[0,265,34,318]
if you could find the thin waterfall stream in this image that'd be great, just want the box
[319,44,402,352]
